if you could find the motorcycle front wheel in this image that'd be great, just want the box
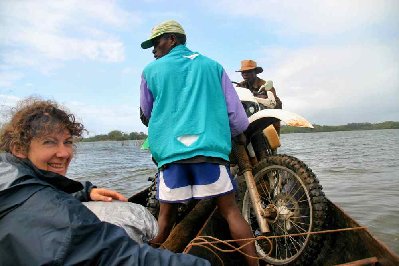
[242,155,327,265]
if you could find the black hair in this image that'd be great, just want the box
[0,97,85,154]
[162,33,186,45]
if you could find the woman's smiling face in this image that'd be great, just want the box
[23,129,74,176]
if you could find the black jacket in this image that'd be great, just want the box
[0,153,209,266]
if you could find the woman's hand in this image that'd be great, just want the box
[90,188,128,202]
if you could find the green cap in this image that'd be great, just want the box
[141,20,185,49]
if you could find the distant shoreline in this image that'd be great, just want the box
[82,130,146,142]
[280,121,399,134]
[81,121,399,142]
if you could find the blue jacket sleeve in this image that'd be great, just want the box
[64,212,210,265]
[0,184,210,266]
[72,181,96,202]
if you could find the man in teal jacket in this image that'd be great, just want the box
[140,20,258,266]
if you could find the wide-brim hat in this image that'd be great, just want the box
[141,20,185,49]
[236,59,263,74]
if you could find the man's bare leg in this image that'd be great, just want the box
[149,202,178,247]
[216,192,259,266]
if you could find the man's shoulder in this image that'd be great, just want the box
[237,80,246,86]
[143,59,161,72]
[253,77,266,88]
[143,49,224,76]
[197,54,222,68]
[142,58,170,78]
[256,77,266,83]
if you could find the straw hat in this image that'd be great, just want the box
[236,60,263,73]
[141,20,186,49]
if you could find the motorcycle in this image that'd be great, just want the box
[233,85,328,265]
[146,85,328,265]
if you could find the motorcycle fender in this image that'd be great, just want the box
[246,109,313,136]
[248,109,314,128]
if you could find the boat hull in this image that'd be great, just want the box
[129,189,399,265]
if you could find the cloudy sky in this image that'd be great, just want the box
[1,0,398,136]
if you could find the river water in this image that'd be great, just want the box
[68,129,399,254]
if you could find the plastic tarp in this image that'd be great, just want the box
[83,201,158,244]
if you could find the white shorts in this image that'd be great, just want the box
[157,162,237,203]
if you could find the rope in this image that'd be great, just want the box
[183,226,367,265]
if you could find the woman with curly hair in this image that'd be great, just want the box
[0,97,128,201]
[0,97,209,266]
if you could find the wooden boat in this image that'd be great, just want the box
[129,188,399,266]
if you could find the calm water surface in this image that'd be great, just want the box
[68,129,399,254]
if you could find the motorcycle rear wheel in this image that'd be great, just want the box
[242,155,327,265]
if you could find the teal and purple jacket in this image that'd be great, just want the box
[140,45,248,168]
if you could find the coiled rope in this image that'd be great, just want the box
[183,226,367,265]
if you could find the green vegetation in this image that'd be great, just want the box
[82,130,147,142]
[281,121,399,134]
[81,121,399,141]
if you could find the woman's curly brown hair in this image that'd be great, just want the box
[0,97,85,154]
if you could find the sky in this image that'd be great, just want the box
[1,0,398,136]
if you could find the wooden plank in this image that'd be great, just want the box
[335,256,378,266]
[163,199,215,253]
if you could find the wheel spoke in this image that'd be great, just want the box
[275,222,301,254]
[297,198,309,203]
[244,156,327,264]
[295,192,307,202]
[290,220,310,227]
[285,206,309,211]
[258,177,272,202]
[290,220,309,234]
[285,232,288,259]
[289,182,304,199]
[260,169,309,260]
[291,215,310,219]
[269,171,279,194]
